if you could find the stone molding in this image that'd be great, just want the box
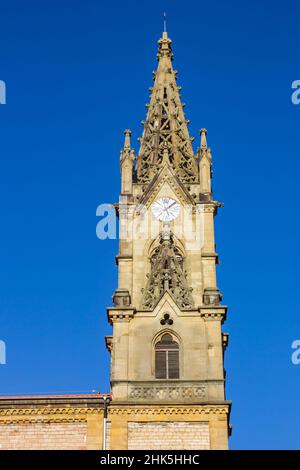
[197,201,223,215]
[105,335,113,352]
[0,407,102,425]
[201,251,219,259]
[199,306,227,322]
[109,405,229,416]
[115,254,133,266]
[107,307,136,324]
[138,170,196,208]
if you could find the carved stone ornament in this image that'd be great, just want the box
[113,288,131,307]
[141,227,194,310]
[129,385,206,401]
[160,313,173,325]
[136,33,199,185]
[203,287,222,306]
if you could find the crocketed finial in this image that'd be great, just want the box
[200,128,207,150]
[123,129,132,149]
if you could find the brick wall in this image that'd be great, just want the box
[128,421,210,450]
[0,422,87,450]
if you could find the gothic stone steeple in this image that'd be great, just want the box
[136,32,198,184]
[106,30,231,450]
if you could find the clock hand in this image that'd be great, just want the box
[165,208,172,220]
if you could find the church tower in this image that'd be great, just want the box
[106,30,231,450]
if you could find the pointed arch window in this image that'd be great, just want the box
[155,333,179,379]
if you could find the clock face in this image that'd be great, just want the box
[152,198,180,222]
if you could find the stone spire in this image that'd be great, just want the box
[198,128,212,195]
[120,129,135,194]
[136,31,198,184]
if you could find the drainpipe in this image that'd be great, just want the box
[102,395,110,450]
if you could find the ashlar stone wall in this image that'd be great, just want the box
[0,422,87,450]
[128,421,210,450]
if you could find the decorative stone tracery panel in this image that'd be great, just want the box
[129,384,206,401]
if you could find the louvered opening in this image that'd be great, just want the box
[155,350,167,379]
[155,334,179,379]
[168,350,179,379]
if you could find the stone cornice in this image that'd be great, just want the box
[198,201,224,215]
[201,251,220,265]
[199,305,227,322]
[107,307,136,324]
[0,407,104,425]
[201,251,219,258]
[108,403,231,416]
[113,379,225,385]
[0,395,105,408]
[115,254,133,266]
[0,402,231,424]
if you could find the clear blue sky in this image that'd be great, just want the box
[0,0,299,450]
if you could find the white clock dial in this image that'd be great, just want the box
[152,198,180,222]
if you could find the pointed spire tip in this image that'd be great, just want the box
[163,11,167,34]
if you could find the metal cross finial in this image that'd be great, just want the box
[163,12,167,33]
